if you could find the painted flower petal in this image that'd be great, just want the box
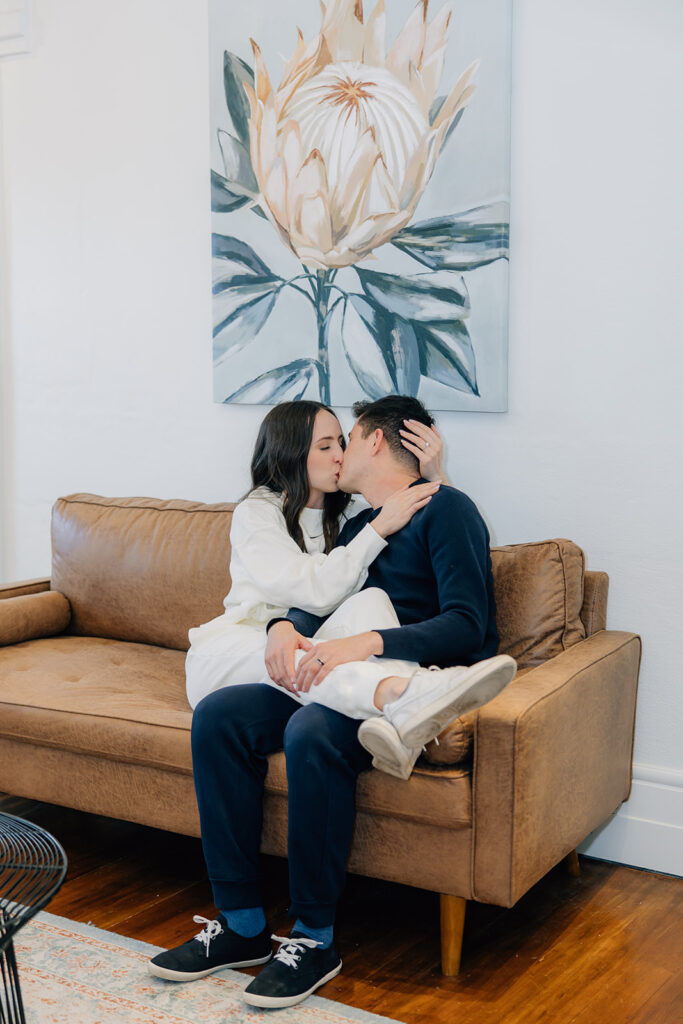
[359,152,400,220]
[277,33,333,115]
[280,119,304,186]
[250,39,273,104]
[264,157,289,227]
[332,128,381,236]
[362,0,386,65]
[292,191,333,255]
[433,59,479,129]
[341,210,406,258]
[322,0,365,62]
[386,0,427,85]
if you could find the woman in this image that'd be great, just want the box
[185,400,445,711]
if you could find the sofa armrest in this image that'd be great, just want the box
[0,578,51,600]
[472,630,641,907]
[0,591,71,646]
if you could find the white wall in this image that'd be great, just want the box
[1,0,681,874]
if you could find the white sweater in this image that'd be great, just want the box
[188,488,386,645]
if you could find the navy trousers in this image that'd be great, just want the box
[191,683,372,929]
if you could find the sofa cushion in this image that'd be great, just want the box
[0,591,71,646]
[51,494,236,651]
[491,538,586,669]
[0,636,472,830]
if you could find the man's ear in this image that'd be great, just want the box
[370,428,384,455]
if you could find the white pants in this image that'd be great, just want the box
[185,588,418,719]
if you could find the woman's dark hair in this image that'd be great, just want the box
[249,401,350,553]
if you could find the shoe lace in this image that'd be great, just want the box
[271,934,320,969]
[192,915,224,957]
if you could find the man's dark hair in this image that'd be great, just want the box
[352,395,435,471]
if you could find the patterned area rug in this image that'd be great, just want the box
[14,912,404,1023]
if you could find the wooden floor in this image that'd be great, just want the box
[2,793,681,1024]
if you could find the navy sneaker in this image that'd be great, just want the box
[243,932,342,1008]
[149,914,272,981]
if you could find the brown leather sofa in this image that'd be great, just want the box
[0,494,641,974]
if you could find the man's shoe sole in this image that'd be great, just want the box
[358,719,418,780]
[149,951,272,982]
[242,960,343,1007]
[399,655,517,748]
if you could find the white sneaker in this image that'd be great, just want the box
[357,718,422,780]
[358,655,517,777]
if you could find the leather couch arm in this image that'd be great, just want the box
[0,578,51,600]
[472,630,641,907]
[0,591,71,646]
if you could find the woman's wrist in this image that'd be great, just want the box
[370,514,389,539]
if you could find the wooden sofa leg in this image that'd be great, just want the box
[440,894,466,976]
[564,850,581,877]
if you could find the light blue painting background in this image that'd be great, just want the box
[209,0,511,410]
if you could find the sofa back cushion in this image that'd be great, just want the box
[52,496,586,660]
[492,538,586,668]
[52,494,235,651]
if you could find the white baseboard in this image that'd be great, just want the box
[579,763,683,877]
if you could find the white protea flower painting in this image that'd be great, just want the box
[210,0,511,408]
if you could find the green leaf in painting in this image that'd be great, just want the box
[325,296,420,399]
[415,320,479,396]
[213,275,282,362]
[223,51,255,146]
[222,358,318,404]
[211,170,250,214]
[217,130,258,197]
[392,202,510,271]
[355,268,469,323]
[212,234,270,276]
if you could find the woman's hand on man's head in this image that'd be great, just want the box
[400,419,450,484]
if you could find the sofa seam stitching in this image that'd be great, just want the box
[57,498,236,515]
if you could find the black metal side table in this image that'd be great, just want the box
[0,812,68,1024]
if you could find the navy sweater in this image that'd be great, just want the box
[283,480,498,668]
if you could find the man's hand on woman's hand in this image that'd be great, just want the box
[400,419,450,484]
[264,621,312,693]
[372,480,440,538]
[293,632,384,692]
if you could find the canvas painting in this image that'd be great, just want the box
[209,0,511,409]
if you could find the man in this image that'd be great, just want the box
[149,395,515,1009]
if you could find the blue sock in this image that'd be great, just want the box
[221,907,266,938]
[292,919,333,949]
